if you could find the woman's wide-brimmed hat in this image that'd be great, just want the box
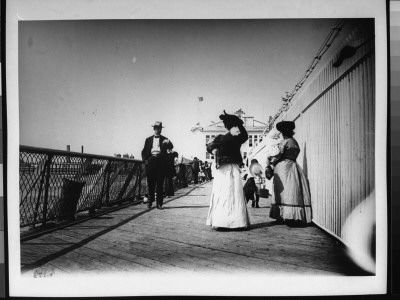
[276,121,295,133]
[151,121,164,128]
[249,162,263,178]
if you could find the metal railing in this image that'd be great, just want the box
[20,146,195,228]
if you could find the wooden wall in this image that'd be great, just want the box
[281,19,375,244]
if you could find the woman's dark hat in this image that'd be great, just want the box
[276,121,295,133]
[219,110,229,121]
[219,110,239,128]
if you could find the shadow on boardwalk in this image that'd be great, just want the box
[20,181,371,277]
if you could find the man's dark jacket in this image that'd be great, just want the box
[141,135,173,175]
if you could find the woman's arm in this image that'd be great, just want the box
[236,123,248,144]
[206,135,223,154]
[271,139,287,164]
[278,139,288,154]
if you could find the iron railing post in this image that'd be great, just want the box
[32,164,47,229]
[133,163,142,200]
[137,163,143,199]
[116,162,139,204]
[98,161,109,208]
[106,162,111,206]
[42,154,52,227]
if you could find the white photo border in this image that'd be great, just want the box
[6,0,388,296]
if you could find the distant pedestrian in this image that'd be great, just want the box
[165,149,178,197]
[199,161,206,183]
[204,161,211,181]
[243,175,257,205]
[192,157,200,184]
[243,159,262,208]
[206,110,250,229]
[177,155,188,188]
[141,121,174,210]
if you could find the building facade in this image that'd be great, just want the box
[190,109,267,164]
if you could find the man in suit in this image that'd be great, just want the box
[141,121,174,210]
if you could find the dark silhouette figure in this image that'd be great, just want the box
[165,150,178,197]
[192,157,200,184]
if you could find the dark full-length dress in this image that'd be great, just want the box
[269,137,312,223]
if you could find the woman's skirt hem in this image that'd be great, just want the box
[269,204,312,223]
[206,221,249,229]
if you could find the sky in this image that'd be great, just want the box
[19,18,337,159]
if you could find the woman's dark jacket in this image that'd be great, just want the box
[206,124,248,168]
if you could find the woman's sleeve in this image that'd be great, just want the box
[206,135,223,154]
[278,139,288,154]
[271,140,287,164]
[237,123,248,144]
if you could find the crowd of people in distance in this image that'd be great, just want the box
[190,157,213,184]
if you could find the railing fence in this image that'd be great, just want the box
[20,146,196,228]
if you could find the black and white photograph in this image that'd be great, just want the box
[6,0,387,297]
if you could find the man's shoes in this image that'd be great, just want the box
[251,201,255,208]
[255,204,260,208]
[157,205,164,210]
[147,202,152,209]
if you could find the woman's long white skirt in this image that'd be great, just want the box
[206,164,250,228]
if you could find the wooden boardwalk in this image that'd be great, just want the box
[20,181,368,277]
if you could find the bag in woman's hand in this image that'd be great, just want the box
[259,188,269,198]
[265,166,274,180]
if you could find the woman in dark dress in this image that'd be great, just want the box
[269,121,312,225]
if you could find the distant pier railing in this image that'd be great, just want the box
[19,146,195,228]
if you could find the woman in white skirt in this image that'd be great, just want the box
[206,111,250,229]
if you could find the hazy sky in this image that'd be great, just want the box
[19,19,337,159]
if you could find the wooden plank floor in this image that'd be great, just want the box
[20,181,369,277]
